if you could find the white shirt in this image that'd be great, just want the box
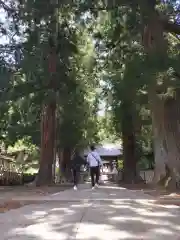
[87,151,102,167]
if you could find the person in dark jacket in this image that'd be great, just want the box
[71,150,86,190]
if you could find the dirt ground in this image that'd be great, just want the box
[0,184,71,196]
[2,182,180,213]
[119,182,180,206]
[0,184,72,213]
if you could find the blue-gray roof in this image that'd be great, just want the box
[83,144,122,157]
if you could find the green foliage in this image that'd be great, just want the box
[0,2,100,156]
[1,0,179,180]
[117,159,123,170]
[7,137,38,154]
[97,115,118,142]
[95,8,152,159]
[56,23,100,149]
[6,137,40,173]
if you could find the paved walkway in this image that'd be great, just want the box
[1,183,180,240]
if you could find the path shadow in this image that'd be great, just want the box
[1,185,180,240]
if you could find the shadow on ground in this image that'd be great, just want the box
[1,185,180,240]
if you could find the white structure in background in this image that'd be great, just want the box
[83,143,122,158]
[83,143,122,183]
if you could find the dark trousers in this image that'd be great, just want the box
[72,169,78,186]
[90,166,99,187]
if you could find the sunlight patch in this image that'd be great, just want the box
[76,223,139,239]
[152,228,173,235]
[21,222,69,240]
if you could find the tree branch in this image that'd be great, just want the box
[162,19,180,35]
[137,0,180,35]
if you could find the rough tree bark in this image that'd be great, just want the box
[62,147,72,181]
[36,39,57,186]
[57,147,73,183]
[149,88,168,185]
[36,102,56,186]
[163,92,180,188]
[121,100,139,183]
[57,148,63,182]
[141,0,178,188]
[149,88,180,189]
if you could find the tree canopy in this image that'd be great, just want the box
[0,0,180,187]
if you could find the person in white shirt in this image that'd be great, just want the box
[87,145,102,189]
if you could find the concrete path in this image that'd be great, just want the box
[1,183,180,240]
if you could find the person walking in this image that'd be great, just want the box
[70,150,86,190]
[87,145,102,189]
